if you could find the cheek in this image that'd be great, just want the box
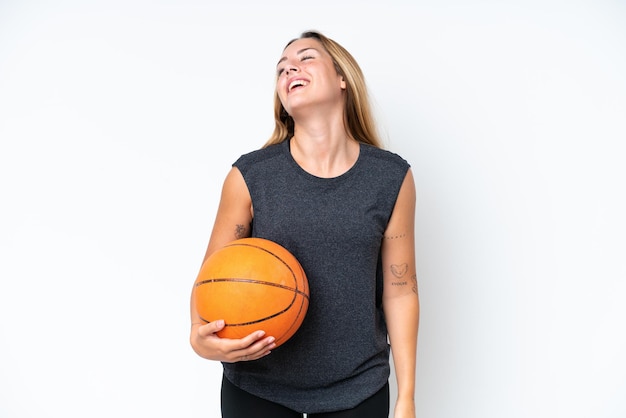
[278,74,291,91]
[276,83,286,99]
[275,80,286,97]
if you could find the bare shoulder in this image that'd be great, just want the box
[392,169,416,222]
[222,166,248,193]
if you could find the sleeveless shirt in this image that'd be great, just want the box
[222,139,410,413]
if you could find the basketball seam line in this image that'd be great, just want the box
[226,242,307,294]
[195,278,309,298]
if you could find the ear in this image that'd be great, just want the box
[340,76,346,90]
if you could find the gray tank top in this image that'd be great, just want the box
[223,139,410,413]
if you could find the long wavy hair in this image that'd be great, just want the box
[263,31,382,149]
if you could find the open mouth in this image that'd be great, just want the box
[288,79,309,92]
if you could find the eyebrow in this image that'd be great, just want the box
[276,48,318,66]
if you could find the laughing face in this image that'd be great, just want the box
[275,37,346,118]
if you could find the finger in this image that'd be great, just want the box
[236,347,270,363]
[197,320,225,338]
[236,336,276,361]
[221,335,276,363]
[228,330,268,350]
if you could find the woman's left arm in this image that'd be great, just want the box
[382,169,420,418]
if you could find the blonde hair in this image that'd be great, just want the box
[264,31,382,149]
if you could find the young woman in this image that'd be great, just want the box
[190,31,419,418]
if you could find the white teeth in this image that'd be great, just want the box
[289,80,308,91]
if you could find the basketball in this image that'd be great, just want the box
[194,237,309,348]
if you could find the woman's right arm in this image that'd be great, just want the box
[189,167,276,363]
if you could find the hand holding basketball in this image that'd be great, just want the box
[191,319,276,363]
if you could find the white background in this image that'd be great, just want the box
[1,1,625,417]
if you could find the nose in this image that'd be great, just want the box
[284,63,299,76]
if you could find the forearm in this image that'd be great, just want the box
[384,292,419,398]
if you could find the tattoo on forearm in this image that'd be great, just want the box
[390,263,408,287]
[235,224,247,239]
[390,263,419,294]
[391,263,408,278]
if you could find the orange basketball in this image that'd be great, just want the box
[194,237,309,348]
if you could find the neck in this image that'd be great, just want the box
[290,129,359,178]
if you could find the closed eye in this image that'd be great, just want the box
[276,48,317,77]
[276,56,313,77]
